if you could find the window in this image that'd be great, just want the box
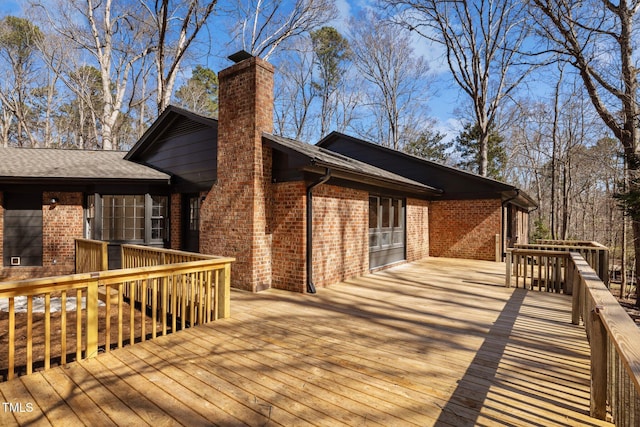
[103,195,145,240]
[87,194,168,244]
[188,197,200,232]
[369,196,405,250]
[381,198,391,228]
[151,196,169,240]
[369,197,378,229]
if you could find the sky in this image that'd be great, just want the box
[332,0,463,137]
[0,0,466,140]
[0,0,20,16]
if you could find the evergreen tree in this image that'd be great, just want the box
[403,128,451,163]
[310,26,351,138]
[174,65,218,117]
[454,122,506,180]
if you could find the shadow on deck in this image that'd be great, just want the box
[0,257,612,426]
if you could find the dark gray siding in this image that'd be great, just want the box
[135,116,217,192]
[3,193,43,267]
[320,135,504,199]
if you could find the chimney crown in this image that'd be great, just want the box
[228,50,253,64]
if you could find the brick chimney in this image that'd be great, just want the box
[199,52,274,292]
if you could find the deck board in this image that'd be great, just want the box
[0,257,614,426]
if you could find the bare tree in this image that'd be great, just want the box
[273,42,317,141]
[140,0,218,113]
[273,35,360,142]
[530,0,640,303]
[174,65,219,116]
[0,16,43,147]
[387,0,534,176]
[32,0,154,150]
[228,0,337,60]
[350,11,431,150]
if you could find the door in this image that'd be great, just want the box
[181,194,200,252]
[3,192,43,267]
[369,196,405,269]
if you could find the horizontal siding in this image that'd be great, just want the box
[138,117,217,190]
[322,138,498,195]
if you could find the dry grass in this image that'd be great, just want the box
[0,300,166,381]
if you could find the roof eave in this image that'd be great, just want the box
[0,176,171,186]
[307,161,442,197]
[318,132,519,191]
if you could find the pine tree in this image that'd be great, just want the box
[454,122,506,180]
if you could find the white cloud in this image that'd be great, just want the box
[431,117,463,145]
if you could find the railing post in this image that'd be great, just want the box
[555,256,563,293]
[590,305,608,420]
[565,257,572,295]
[86,277,99,359]
[218,262,231,319]
[600,249,610,287]
[75,239,81,273]
[100,241,108,271]
[571,261,581,325]
[505,250,512,288]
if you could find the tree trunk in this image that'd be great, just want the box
[621,210,628,298]
[479,131,489,177]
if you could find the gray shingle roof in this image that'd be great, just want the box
[263,133,442,195]
[0,147,170,182]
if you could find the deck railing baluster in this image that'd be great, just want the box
[567,250,640,423]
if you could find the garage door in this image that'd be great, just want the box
[369,196,405,269]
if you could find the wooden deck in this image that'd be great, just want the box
[0,257,613,426]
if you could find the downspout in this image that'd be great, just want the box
[306,168,332,293]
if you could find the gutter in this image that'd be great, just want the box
[306,168,332,294]
[311,160,442,197]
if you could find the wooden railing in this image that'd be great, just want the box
[0,247,234,381]
[506,249,570,292]
[120,245,232,321]
[568,252,640,424]
[121,244,227,266]
[505,240,609,292]
[75,238,108,273]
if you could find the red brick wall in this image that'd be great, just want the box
[311,184,368,289]
[1,191,84,281]
[199,56,275,292]
[170,193,182,249]
[429,199,501,261]
[406,198,429,262]
[271,181,306,292]
[42,192,84,273]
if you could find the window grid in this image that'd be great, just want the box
[88,194,167,243]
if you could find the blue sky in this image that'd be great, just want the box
[0,0,21,15]
[0,0,463,138]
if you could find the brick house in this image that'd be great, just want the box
[317,132,537,261]
[0,52,535,291]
